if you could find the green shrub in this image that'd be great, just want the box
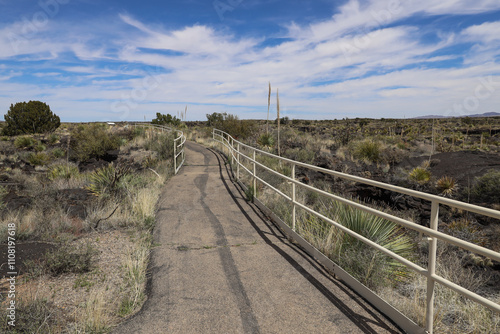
[27,152,50,166]
[71,123,120,161]
[14,136,35,148]
[471,169,500,204]
[45,243,96,276]
[206,112,256,139]
[48,163,79,180]
[51,147,66,158]
[152,112,181,127]
[145,132,175,160]
[3,100,60,136]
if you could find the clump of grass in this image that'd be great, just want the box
[78,288,110,333]
[132,187,160,221]
[35,141,47,152]
[436,176,457,197]
[48,162,80,180]
[352,139,382,163]
[27,152,50,166]
[1,295,58,333]
[14,136,35,148]
[119,244,149,317]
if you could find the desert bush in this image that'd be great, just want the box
[2,100,60,136]
[471,169,500,204]
[51,147,66,158]
[151,112,181,127]
[27,152,50,166]
[284,147,315,164]
[206,112,256,139]
[71,123,120,162]
[145,132,175,160]
[45,242,96,276]
[48,163,80,180]
[14,136,35,148]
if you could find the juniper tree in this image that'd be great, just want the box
[3,101,60,136]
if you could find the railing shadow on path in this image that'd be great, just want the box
[209,146,403,334]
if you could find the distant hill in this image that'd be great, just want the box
[414,112,500,119]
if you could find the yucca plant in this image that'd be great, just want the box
[258,133,274,149]
[436,176,457,197]
[86,164,129,197]
[319,200,415,289]
[409,167,431,185]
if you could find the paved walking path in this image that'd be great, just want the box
[113,141,402,334]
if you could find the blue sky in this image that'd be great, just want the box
[1,0,500,121]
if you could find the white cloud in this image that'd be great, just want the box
[1,1,500,121]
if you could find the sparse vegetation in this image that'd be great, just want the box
[200,115,500,334]
[0,123,174,332]
[471,169,500,204]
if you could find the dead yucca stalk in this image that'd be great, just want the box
[267,82,271,134]
[277,88,280,157]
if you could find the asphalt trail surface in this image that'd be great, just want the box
[113,141,403,334]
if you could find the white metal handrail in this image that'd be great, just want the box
[133,123,185,174]
[212,128,500,334]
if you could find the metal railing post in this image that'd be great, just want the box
[426,200,439,334]
[252,150,256,198]
[292,163,296,231]
[174,137,177,174]
[237,143,240,181]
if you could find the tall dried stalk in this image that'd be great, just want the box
[267,82,271,134]
[277,88,280,157]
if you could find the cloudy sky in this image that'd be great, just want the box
[1,0,499,121]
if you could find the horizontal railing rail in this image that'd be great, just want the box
[133,123,185,174]
[212,128,500,334]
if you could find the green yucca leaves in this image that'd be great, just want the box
[306,199,415,289]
